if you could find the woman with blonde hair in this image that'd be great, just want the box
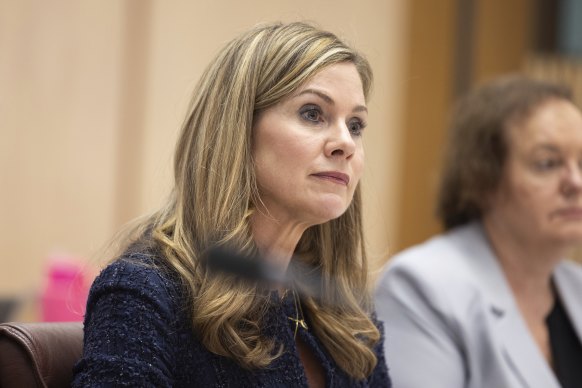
[73,22,390,387]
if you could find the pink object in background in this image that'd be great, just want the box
[40,257,90,322]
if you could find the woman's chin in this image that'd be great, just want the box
[561,232,582,246]
[307,201,350,224]
[548,228,582,248]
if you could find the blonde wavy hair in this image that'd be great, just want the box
[124,22,378,379]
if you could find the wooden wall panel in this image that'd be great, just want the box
[394,0,533,253]
[473,0,532,83]
[394,0,458,252]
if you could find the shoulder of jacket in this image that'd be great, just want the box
[379,223,486,300]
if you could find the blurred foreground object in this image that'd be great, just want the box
[40,257,89,322]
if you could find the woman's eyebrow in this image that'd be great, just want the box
[532,144,560,153]
[296,88,368,113]
[297,88,335,104]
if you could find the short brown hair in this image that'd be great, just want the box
[437,74,572,230]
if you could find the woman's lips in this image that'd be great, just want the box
[553,207,582,219]
[311,172,350,186]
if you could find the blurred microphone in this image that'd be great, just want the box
[204,246,288,285]
[204,246,321,298]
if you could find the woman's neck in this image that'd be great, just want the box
[250,210,310,273]
[482,216,561,316]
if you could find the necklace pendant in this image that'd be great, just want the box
[298,319,308,330]
[288,317,308,330]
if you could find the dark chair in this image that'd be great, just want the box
[0,322,83,388]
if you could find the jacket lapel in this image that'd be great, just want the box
[495,308,560,388]
[463,223,561,388]
[554,261,582,345]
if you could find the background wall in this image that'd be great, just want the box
[1,1,125,295]
[0,0,407,314]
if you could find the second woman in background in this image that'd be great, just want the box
[376,75,582,388]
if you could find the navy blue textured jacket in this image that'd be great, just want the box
[72,254,391,387]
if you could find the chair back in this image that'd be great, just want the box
[0,322,83,388]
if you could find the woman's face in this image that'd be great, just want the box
[488,98,582,247]
[252,62,367,227]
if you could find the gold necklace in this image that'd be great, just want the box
[288,288,308,338]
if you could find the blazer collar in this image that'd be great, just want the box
[453,222,513,315]
[554,262,582,343]
[456,222,561,388]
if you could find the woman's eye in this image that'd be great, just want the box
[348,119,366,136]
[534,158,561,171]
[300,105,323,123]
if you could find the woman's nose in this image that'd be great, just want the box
[562,162,582,197]
[325,122,356,158]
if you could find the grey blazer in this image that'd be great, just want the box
[375,222,582,388]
